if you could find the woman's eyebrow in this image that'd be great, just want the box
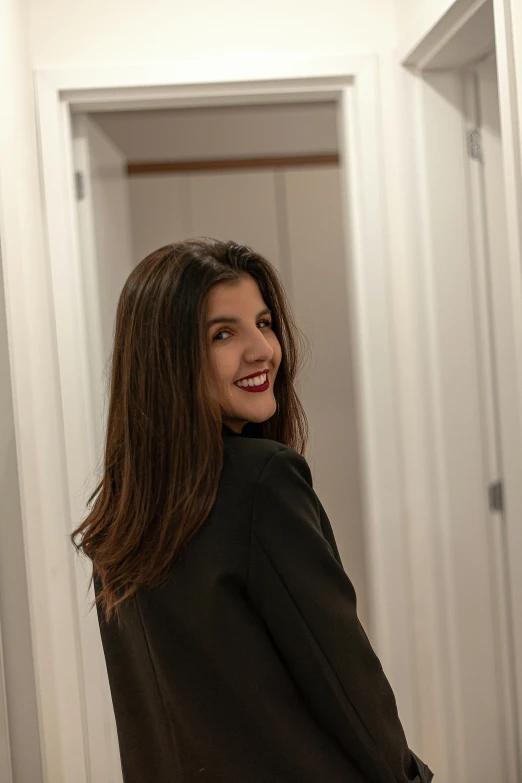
[206,308,271,328]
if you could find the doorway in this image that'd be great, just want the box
[73,100,369,782]
[73,102,368,640]
[34,57,414,782]
[400,1,522,779]
[463,49,521,782]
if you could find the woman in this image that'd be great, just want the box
[72,238,434,783]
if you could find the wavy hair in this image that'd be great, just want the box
[71,238,309,625]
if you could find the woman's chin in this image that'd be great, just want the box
[245,401,277,424]
[230,398,276,425]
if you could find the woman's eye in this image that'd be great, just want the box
[213,320,272,342]
[213,330,231,342]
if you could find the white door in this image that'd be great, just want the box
[72,114,134,783]
[414,66,519,781]
[73,114,135,459]
[465,54,522,782]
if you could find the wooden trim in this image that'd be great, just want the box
[127,153,339,175]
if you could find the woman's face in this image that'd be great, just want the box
[207,274,282,433]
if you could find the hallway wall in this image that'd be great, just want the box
[28,0,398,68]
[0,245,43,783]
[395,0,419,37]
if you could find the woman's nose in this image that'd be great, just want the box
[246,331,273,362]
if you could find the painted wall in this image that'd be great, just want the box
[394,0,420,39]
[0,0,89,780]
[29,0,398,68]
[0,241,43,782]
[513,0,522,169]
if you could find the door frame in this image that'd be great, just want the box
[462,57,521,782]
[0,232,13,783]
[394,0,522,778]
[31,53,417,781]
[0,617,12,783]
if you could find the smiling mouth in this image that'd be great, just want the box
[234,371,269,392]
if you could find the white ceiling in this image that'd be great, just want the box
[91,101,339,163]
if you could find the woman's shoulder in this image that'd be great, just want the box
[222,431,310,489]
[223,430,286,467]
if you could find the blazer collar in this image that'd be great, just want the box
[222,421,263,438]
[222,423,241,437]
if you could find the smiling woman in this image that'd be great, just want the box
[72,236,308,620]
[207,275,282,433]
[71,237,433,783]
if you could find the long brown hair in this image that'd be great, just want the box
[71,238,309,625]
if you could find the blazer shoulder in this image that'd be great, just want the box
[223,432,283,463]
[255,442,313,489]
[222,433,301,489]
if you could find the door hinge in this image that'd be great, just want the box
[75,170,85,201]
[468,128,484,163]
[488,480,504,513]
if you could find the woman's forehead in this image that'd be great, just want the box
[207,276,266,315]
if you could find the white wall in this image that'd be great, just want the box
[394,0,420,39]
[513,0,522,170]
[0,235,43,783]
[0,1,91,780]
[29,0,398,68]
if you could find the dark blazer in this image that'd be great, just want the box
[94,423,434,783]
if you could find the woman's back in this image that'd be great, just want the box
[95,427,431,783]
[79,239,432,782]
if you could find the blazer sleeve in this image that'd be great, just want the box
[246,447,434,783]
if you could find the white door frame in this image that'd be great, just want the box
[0,230,13,783]
[0,616,12,783]
[395,0,522,778]
[31,53,417,782]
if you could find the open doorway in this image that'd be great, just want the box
[400,1,522,779]
[71,101,369,781]
[33,57,417,781]
[72,100,368,632]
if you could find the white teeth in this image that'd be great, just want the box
[235,372,267,388]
